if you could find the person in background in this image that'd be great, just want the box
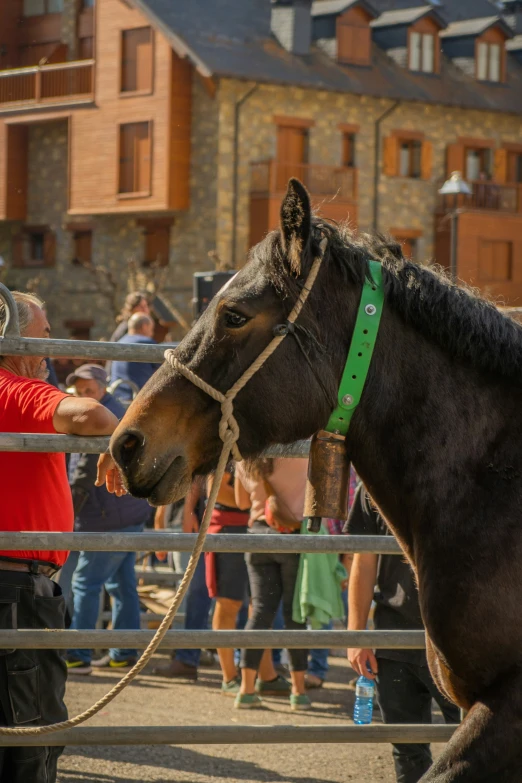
[0,292,119,783]
[152,480,213,679]
[305,467,358,689]
[205,466,250,695]
[235,458,309,711]
[64,364,151,675]
[346,485,459,783]
[110,313,160,402]
[110,291,150,343]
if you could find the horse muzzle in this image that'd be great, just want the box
[110,427,191,506]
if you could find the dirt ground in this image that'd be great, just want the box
[57,653,446,783]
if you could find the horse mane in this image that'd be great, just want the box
[258,220,522,382]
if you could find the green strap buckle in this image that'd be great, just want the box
[325,260,384,437]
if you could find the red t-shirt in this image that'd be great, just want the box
[0,369,73,567]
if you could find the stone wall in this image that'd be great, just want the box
[216,78,522,267]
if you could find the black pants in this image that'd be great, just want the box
[0,570,68,783]
[241,551,307,672]
[376,657,460,783]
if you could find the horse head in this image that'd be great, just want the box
[109,179,361,505]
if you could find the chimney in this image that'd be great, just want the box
[271,0,313,56]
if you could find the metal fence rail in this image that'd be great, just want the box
[0,433,311,457]
[0,336,171,363]
[0,532,402,554]
[0,724,457,747]
[0,630,426,649]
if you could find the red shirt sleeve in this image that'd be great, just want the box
[12,377,69,434]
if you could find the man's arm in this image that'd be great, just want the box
[347,552,379,680]
[182,481,202,533]
[53,396,118,436]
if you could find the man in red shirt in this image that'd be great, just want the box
[0,292,120,783]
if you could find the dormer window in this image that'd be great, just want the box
[409,31,435,72]
[337,5,374,66]
[477,41,501,81]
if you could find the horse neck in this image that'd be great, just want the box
[347,303,512,557]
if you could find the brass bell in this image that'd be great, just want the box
[304,430,350,533]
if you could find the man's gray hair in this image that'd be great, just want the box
[0,291,44,336]
[128,312,153,333]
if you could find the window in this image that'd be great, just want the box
[139,219,173,267]
[477,42,502,82]
[409,32,435,73]
[82,0,95,7]
[337,19,371,65]
[399,139,422,178]
[12,227,56,268]
[507,151,522,183]
[342,132,356,168]
[23,0,63,15]
[121,28,153,93]
[72,230,92,264]
[118,122,152,195]
[478,240,512,282]
[465,147,493,181]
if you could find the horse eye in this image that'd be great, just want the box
[224,310,248,329]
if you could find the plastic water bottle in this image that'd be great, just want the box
[353,674,375,724]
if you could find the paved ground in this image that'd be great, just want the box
[57,654,446,783]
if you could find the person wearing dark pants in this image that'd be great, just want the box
[0,292,121,783]
[346,485,459,783]
[0,570,67,783]
[376,658,459,783]
[236,458,309,710]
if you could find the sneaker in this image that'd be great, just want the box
[234,693,263,709]
[255,674,291,696]
[91,654,137,669]
[66,658,92,675]
[199,649,216,667]
[304,673,324,690]
[151,658,198,680]
[221,675,241,696]
[290,693,312,711]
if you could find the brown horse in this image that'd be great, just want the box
[109,179,522,781]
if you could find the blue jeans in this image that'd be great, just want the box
[67,525,143,664]
[175,554,212,668]
[272,601,284,666]
[57,550,79,620]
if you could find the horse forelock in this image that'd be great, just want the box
[254,219,522,383]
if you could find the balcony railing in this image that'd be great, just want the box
[0,60,94,109]
[438,180,522,214]
[251,160,357,201]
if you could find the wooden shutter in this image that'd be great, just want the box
[144,225,170,266]
[119,124,134,193]
[12,234,25,268]
[383,136,399,177]
[420,140,433,180]
[43,230,56,267]
[494,148,508,183]
[121,28,152,93]
[74,231,92,264]
[276,125,307,189]
[446,143,465,177]
[136,122,151,193]
[136,28,153,92]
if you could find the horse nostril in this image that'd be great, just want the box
[111,429,143,471]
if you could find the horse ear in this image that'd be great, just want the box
[280,178,312,276]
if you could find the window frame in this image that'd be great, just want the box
[476,40,503,83]
[12,225,56,268]
[23,0,63,16]
[120,27,154,97]
[117,121,153,199]
[465,146,493,181]
[398,138,422,179]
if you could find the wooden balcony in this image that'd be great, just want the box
[438,180,522,214]
[250,160,358,246]
[0,60,94,111]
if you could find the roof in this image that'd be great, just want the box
[440,15,513,38]
[130,0,522,116]
[370,0,501,24]
[311,0,376,16]
[370,5,443,28]
[507,33,522,49]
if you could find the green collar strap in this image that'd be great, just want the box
[325,260,384,437]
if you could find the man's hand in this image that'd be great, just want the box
[183,511,200,534]
[348,648,378,680]
[96,452,126,496]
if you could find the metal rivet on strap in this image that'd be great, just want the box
[365,304,377,316]
[342,394,353,406]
